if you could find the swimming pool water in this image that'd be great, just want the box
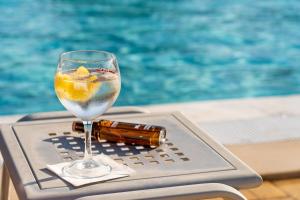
[1,0,300,115]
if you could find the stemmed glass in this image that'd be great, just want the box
[54,50,121,178]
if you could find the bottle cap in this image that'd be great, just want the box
[159,129,167,145]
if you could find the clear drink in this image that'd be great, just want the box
[55,68,120,120]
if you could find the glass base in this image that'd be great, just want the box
[62,158,111,179]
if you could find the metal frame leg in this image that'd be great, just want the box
[76,183,247,200]
[1,164,10,200]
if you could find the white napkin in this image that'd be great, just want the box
[47,154,135,187]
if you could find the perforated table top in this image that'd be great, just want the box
[0,111,262,200]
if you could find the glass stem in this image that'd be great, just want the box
[83,121,93,161]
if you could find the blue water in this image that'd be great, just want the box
[1,0,300,115]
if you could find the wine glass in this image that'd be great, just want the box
[54,50,121,178]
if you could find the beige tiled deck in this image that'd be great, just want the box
[146,95,300,133]
[146,95,300,124]
[213,179,300,199]
[212,179,300,200]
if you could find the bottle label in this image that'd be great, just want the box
[144,125,152,130]
[111,121,119,128]
[134,124,141,129]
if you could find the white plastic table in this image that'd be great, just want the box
[0,108,262,200]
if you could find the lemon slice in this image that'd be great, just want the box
[54,72,73,99]
[74,66,90,77]
[55,66,101,102]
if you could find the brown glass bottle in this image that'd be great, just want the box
[72,120,166,147]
